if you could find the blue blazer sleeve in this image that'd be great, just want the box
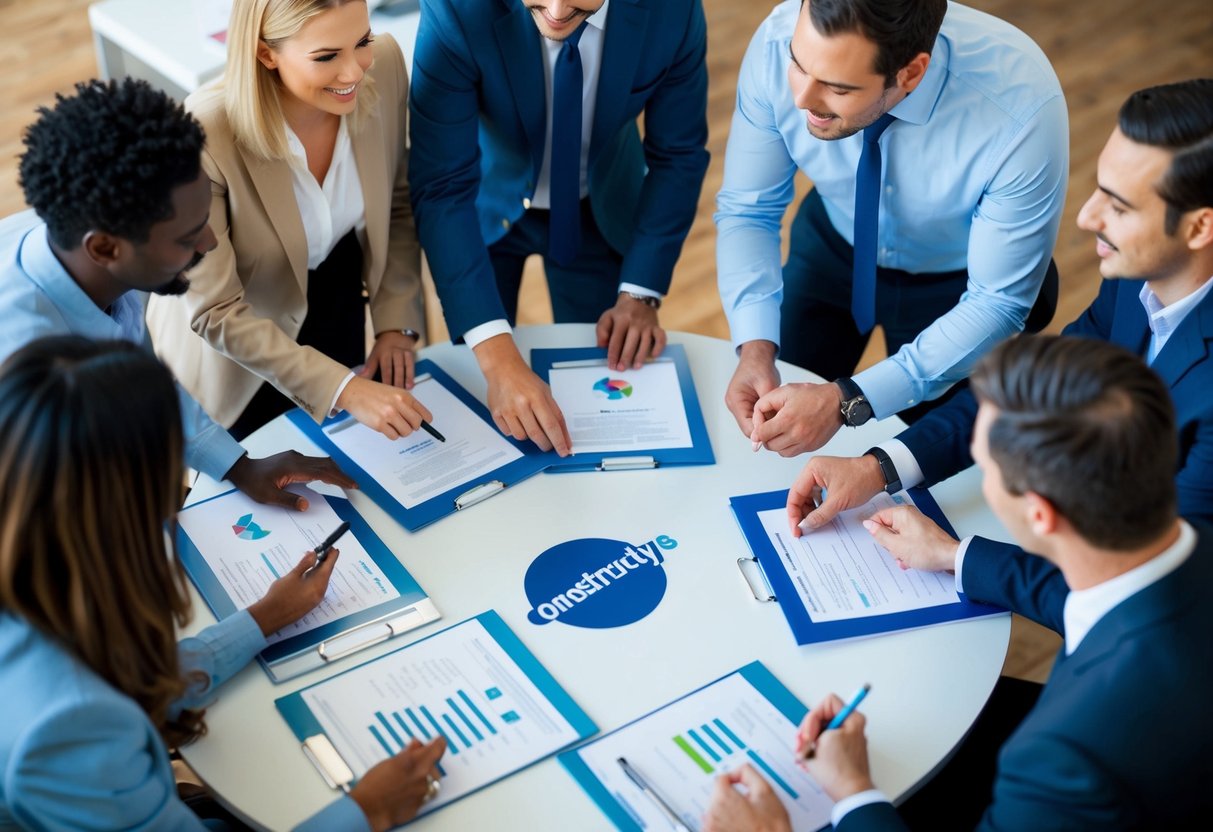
[408,0,506,339]
[611,0,710,294]
[897,385,979,487]
[961,538,1069,633]
[835,801,908,832]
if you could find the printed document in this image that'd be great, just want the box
[298,616,587,814]
[177,488,399,644]
[756,492,959,623]
[567,670,832,831]
[323,375,523,508]
[548,358,693,454]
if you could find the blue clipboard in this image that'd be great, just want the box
[275,610,598,805]
[530,344,714,472]
[729,488,1004,645]
[559,662,814,832]
[287,358,555,530]
[177,489,440,682]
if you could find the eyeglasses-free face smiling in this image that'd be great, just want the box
[257,1,375,119]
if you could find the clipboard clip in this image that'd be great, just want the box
[318,608,423,663]
[598,456,657,472]
[736,557,777,603]
[455,480,505,510]
[302,735,355,793]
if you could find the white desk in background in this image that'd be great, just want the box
[180,324,1013,830]
[88,0,420,101]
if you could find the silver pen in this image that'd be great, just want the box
[617,757,691,832]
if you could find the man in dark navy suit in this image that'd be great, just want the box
[786,79,1213,536]
[409,0,709,457]
[704,334,1213,830]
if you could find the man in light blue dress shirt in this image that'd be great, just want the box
[0,78,355,510]
[717,0,1067,456]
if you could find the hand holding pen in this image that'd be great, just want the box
[247,529,348,637]
[798,684,870,760]
[795,685,877,802]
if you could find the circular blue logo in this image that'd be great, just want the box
[524,535,678,629]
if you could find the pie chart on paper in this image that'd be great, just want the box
[593,377,633,400]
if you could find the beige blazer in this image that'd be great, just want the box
[147,35,424,427]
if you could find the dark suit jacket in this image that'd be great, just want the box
[902,278,1213,522]
[408,0,709,338]
[838,522,1213,830]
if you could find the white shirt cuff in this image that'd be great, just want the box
[329,371,356,417]
[463,319,513,350]
[954,535,975,594]
[831,789,892,827]
[618,282,663,300]
[876,438,925,491]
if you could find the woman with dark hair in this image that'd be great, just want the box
[0,336,444,831]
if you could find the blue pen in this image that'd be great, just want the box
[827,683,871,730]
[803,683,871,759]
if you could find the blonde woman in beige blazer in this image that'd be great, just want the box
[148,0,431,440]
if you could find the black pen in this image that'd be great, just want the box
[303,521,351,577]
[420,420,446,442]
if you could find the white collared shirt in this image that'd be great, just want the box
[283,118,365,412]
[1061,520,1194,654]
[283,117,365,270]
[1139,275,1213,363]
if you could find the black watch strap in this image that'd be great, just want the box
[865,446,902,494]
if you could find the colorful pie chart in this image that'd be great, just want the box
[232,513,270,540]
[593,377,633,400]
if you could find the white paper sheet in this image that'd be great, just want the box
[569,671,833,831]
[177,488,399,645]
[323,375,523,509]
[757,492,959,624]
[548,358,694,454]
[299,617,585,813]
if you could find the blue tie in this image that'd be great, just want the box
[851,112,896,334]
[548,22,589,267]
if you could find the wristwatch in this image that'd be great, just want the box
[834,377,874,427]
[865,446,903,494]
[620,291,661,309]
[400,328,421,342]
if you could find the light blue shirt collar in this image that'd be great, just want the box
[17,220,145,340]
[1139,275,1213,363]
[888,33,949,127]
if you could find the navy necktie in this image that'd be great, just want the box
[851,112,896,334]
[548,22,589,267]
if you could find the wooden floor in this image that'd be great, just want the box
[1,0,1210,682]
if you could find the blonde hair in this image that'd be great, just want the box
[224,0,379,160]
[0,337,203,748]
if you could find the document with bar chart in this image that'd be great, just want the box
[275,611,596,815]
[559,662,833,831]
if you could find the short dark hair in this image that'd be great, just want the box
[971,335,1177,551]
[1117,78,1213,235]
[18,78,206,250]
[804,0,946,85]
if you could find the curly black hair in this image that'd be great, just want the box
[18,78,206,250]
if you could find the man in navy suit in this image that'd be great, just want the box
[704,334,1213,830]
[409,0,709,456]
[786,79,1213,536]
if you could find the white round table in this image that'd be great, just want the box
[180,324,1011,830]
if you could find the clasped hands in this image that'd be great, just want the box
[724,341,845,458]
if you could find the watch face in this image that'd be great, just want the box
[844,398,873,426]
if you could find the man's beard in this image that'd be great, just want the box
[153,250,203,296]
